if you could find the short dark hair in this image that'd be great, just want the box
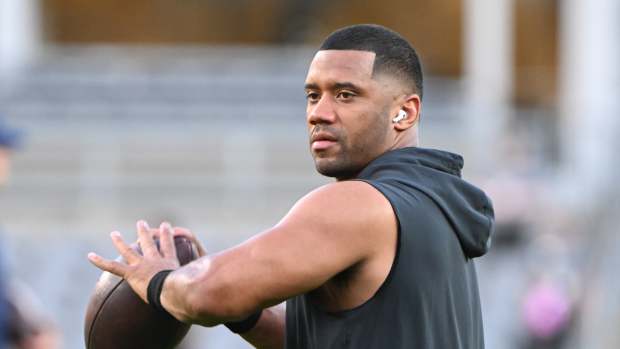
[319,24,423,99]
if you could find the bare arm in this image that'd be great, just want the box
[161,180,395,325]
[164,229,286,349]
[239,303,285,349]
[88,180,395,347]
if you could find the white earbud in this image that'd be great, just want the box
[392,109,407,123]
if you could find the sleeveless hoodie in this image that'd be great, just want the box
[285,147,494,349]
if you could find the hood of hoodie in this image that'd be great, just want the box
[357,147,494,258]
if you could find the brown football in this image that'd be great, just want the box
[84,237,198,349]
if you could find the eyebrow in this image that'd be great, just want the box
[304,82,362,91]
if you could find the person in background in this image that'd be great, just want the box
[0,119,19,188]
[0,117,20,349]
[0,119,62,349]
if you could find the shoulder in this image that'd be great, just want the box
[280,180,396,242]
[304,180,387,203]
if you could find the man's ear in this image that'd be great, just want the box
[393,94,421,131]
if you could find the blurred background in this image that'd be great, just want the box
[0,0,618,348]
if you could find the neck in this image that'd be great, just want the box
[390,127,419,151]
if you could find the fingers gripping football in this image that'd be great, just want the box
[88,221,181,303]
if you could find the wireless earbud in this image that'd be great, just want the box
[392,110,407,123]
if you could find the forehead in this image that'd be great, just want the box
[305,50,376,85]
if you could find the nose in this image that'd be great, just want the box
[307,95,337,125]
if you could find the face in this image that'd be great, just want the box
[0,148,11,187]
[305,50,400,180]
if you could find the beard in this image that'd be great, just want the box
[314,138,358,180]
[310,111,390,180]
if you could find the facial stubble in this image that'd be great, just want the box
[312,108,391,180]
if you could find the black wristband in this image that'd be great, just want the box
[224,309,263,334]
[147,269,174,315]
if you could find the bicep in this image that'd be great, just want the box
[209,180,395,309]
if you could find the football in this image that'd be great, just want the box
[84,237,198,349]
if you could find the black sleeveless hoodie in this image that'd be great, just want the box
[285,147,494,349]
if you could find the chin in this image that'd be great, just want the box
[314,160,359,180]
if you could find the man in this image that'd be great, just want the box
[0,118,20,349]
[0,119,19,188]
[89,24,494,349]
[0,120,61,349]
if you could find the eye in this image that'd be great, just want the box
[305,91,320,103]
[336,91,356,100]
